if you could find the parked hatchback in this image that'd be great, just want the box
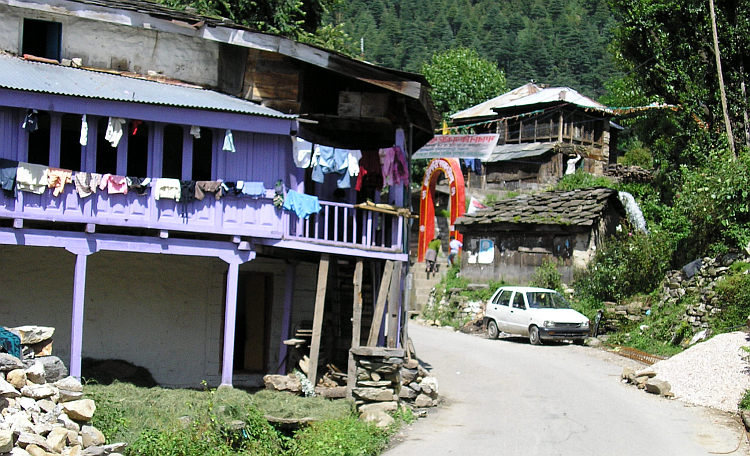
[483,286,589,345]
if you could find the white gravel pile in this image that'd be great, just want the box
[649,331,750,412]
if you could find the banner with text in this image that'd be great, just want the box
[412,134,499,159]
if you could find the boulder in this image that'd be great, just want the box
[634,369,656,378]
[81,446,106,456]
[0,429,13,453]
[34,357,68,383]
[398,386,418,400]
[0,377,21,398]
[414,393,434,407]
[421,377,439,397]
[262,374,302,393]
[584,337,602,347]
[7,369,28,389]
[644,379,671,396]
[11,447,32,456]
[360,409,394,428]
[63,445,83,456]
[81,425,105,448]
[46,427,69,453]
[21,384,56,400]
[400,368,417,385]
[102,443,127,454]
[12,326,54,345]
[58,413,81,432]
[25,362,46,384]
[23,445,47,456]
[358,401,398,414]
[62,399,96,422]
[17,432,51,451]
[403,359,419,370]
[356,380,392,387]
[352,388,395,402]
[0,353,24,371]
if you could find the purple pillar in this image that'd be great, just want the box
[70,253,88,378]
[221,262,240,386]
[277,262,296,374]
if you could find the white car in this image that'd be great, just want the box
[483,286,590,345]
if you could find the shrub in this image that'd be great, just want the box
[529,258,562,292]
[710,267,750,333]
[289,417,390,456]
[554,170,615,191]
[574,230,674,302]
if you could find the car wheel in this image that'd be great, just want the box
[574,338,586,345]
[529,325,542,345]
[487,320,499,339]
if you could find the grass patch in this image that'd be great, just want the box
[84,382,389,456]
[740,388,750,411]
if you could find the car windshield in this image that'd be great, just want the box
[525,291,570,309]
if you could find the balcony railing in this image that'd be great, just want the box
[0,186,405,253]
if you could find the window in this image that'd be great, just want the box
[127,121,148,177]
[96,117,117,174]
[512,292,525,309]
[162,125,183,179]
[22,19,62,62]
[60,114,81,171]
[493,290,513,306]
[192,128,213,180]
[27,111,50,166]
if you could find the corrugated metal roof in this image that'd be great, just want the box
[451,83,542,120]
[0,53,295,119]
[484,142,556,163]
[493,86,606,112]
[451,84,608,121]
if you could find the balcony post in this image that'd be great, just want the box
[221,261,240,386]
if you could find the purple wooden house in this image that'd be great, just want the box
[0,0,436,388]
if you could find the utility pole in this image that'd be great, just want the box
[708,0,735,156]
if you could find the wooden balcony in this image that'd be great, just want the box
[0,186,406,254]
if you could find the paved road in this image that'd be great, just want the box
[385,324,749,456]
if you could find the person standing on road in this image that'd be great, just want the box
[448,236,462,266]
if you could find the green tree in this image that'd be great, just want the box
[421,47,507,119]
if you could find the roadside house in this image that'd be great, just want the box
[450,83,620,191]
[454,188,626,284]
[0,0,436,388]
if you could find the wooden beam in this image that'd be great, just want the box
[308,254,330,387]
[386,261,403,348]
[346,260,364,398]
[367,260,394,346]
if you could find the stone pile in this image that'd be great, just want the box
[351,347,438,428]
[659,252,748,331]
[605,164,653,183]
[621,367,673,397]
[601,299,650,333]
[423,287,484,326]
[1,326,125,456]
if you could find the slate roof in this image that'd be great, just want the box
[455,188,624,229]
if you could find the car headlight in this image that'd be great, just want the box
[581,320,590,329]
[543,321,556,328]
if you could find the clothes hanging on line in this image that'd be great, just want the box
[347,150,362,177]
[153,178,181,201]
[73,172,101,198]
[379,146,408,187]
[312,146,350,189]
[46,168,73,196]
[99,174,128,194]
[282,189,321,219]
[15,162,48,194]
[190,125,201,139]
[195,181,223,200]
[292,136,313,168]
[222,129,235,153]
[105,118,126,148]
[127,177,151,196]
[355,149,383,191]
[79,114,88,146]
[0,158,18,196]
[22,110,38,132]
[238,181,266,198]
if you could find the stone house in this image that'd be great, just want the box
[450,83,621,191]
[454,188,626,284]
[0,0,436,388]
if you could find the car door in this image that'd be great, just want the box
[487,289,513,331]
[506,291,530,335]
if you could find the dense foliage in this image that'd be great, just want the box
[323,0,619,97]
[157,0,339,40]
[421,48,507,119]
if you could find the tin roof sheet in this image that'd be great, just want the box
[484,142,556,162]
[0,53,295,119]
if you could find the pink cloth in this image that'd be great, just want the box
[99,174,129,194]
[379,146,408,186]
